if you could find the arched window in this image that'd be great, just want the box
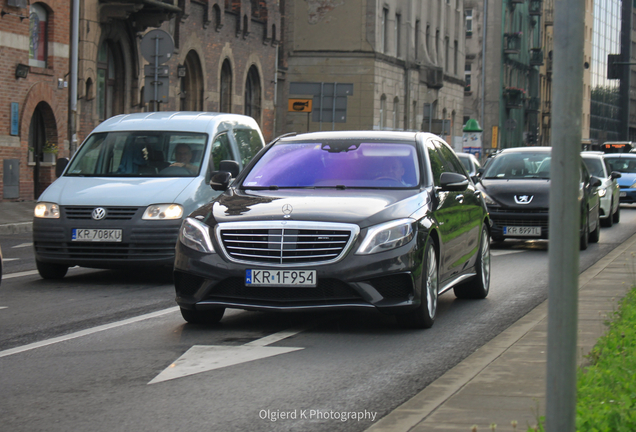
[29,3,48,68]
[393,97,400,130]
[379,95,387,129]
[244,66,261,123]
[180,50,204,111]
[220,59,232,113]
[96,41,124,119]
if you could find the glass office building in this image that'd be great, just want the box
[590,0,622,142]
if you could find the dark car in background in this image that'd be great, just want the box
[604,153,636,204]
[173,131,491,329]
[456,152,482,178]
[476,147,601,250]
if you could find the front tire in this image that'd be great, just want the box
[454,224,491,299]
[580,212,589,250]
[589,209,600,243]
[180,307,225,325]
[601,199,614,227]
[397,239,438,329]
[36,259,68,280]
[613,202,621,223]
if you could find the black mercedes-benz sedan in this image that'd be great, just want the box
[476,147,601,249]
[173,131,491,329]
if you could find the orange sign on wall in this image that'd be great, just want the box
[288,99,313,112]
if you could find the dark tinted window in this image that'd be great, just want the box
[582,157,606,178]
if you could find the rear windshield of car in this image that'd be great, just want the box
[242,140,420,189]
[482,151,551,179]
[66,131,208,177]
[605,156,636,174]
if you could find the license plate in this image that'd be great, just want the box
[72,228,123,242]
[503,226,541,236]
[246,269,317,287]
[620,191,627,197]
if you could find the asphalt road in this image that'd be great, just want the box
[1,208,635,431]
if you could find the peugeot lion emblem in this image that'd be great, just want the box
[92,207,107,220]
[282,204,293,218]
[514,195,534,205]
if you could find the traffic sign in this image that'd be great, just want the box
[140,29,174,64]
[288,99,313,112]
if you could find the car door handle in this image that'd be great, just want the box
[456,194,464,203]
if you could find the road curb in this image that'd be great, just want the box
[0,222,33,236]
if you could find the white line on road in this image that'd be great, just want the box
[3,258,20,262]
[2,270,39,279]
[11,243,33,249]
[0,307,7,310]
[491,249,527,257]
[0,307,179,359]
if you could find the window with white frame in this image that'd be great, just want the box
[466,9,473,37]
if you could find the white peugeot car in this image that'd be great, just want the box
[581,151,621,227]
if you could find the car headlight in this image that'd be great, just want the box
[481,191,497,206]
[631,182,636,189]
[179,217,215,253]
[597,187,607,197]
[356,218,415,255]
[34,202,60,218]
[142,204,183,220]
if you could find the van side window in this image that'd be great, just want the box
[211,133,233,171]
[233,129,264,166]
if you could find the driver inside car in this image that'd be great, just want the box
[376,157,406,184]
[170,143,199,174]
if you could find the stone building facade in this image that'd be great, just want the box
[0,0,70,201]
[276,0,466,147]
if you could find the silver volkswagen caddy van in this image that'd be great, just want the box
[33,112,265,279]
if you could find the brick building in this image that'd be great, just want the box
[0,0,280,202]
[0,0,70,201]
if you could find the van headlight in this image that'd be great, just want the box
[142,204,183,220]
[356,219,415,255]
[179,217,215,253]
[34,202,60,218]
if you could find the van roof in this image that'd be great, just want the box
[92,112,260,134]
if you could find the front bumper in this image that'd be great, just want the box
[33,206,181,268]
[173,239,423,314]
[487,207,549,240]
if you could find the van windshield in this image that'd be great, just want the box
[65,131,208,177]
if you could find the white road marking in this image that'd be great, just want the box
[0,307,179,359]
[3,258,19,262]
[11,243,33,249]
[491,249,527,257]
[149,328,308,384]
[2,270,39,279]
[0,307,7,310]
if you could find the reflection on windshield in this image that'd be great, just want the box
[242,141,420,188]
[582,158,605,178]
[605,157,636,174]
[65,131,208,177]
[482,152,551,179]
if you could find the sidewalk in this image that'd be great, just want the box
[368,233,636,432]
[1,201,635,431]
[0,200,35,235]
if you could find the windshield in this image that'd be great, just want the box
[66,131,208,177]
[458,155,472,172]
[482,151,551,179]
[582,158,606,178]
[242,140,420,188]
[605,157,636,174]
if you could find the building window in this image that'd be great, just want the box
[454,40,458,75]
[393,97,400,129]
[395,14,401,57]
[415,20,420,59]
[380,94,386,129]
[466,9,473,37]
[465,63,472,92]
[244,66,261,124]
[382,8,389,53]
[444,37,449,71]
[97,41,123,120]
[220,59,232,113]
[29,3,48,68]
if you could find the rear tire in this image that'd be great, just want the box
[180,307,225,325]
[397,240,438,329]
[454,224,491,299]
[36,259,68,280]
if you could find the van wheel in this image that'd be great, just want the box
[613,203,621,223]
[36,259,68,280]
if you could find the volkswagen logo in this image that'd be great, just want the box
[92,207,107,220]
[282,204,293,218]
[514,195,534,205]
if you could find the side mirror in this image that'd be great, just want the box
[590,176,602,188]
[439,172,469,191]
[210,171,232,191]
[610,171,622,179]
[55,158,69,177]
[218,160,240,178]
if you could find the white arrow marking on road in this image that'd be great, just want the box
[148,328,307,385]
[12,242,33,249]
